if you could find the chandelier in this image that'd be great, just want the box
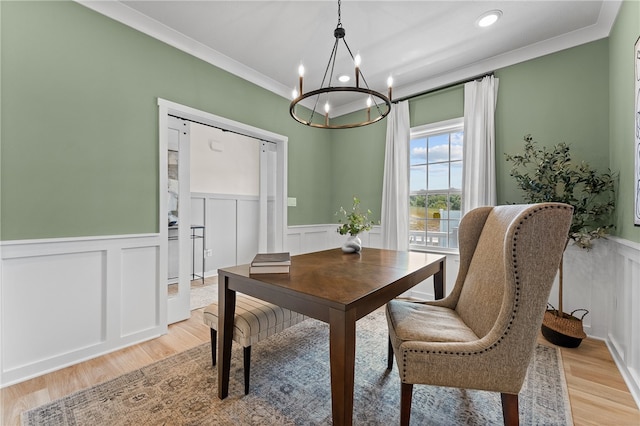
[289,0,392,129]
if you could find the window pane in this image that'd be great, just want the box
[451,161,462,190]
[410,165,427,192]
[451,131,463,161]
[410,194,426,209]
[410,137,427,166]
[428,163,449,190]
[409,215,426,232]
[409,120,463,250]
[428,134,449,163]
[448,194,462,211]
[409,199,427,246]
[426,194,447,211]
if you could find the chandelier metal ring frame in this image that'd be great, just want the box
[289,0,392,130]
[289,87,391,129]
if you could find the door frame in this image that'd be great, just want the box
[157,98,288,324]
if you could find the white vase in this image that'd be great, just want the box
[341,235,362,253]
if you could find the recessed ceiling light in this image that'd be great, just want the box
[338,74,350,83]
[477,10,502,28]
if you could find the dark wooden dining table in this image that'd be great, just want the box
[217,248,446,425]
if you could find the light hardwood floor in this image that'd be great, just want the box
[2,295,639,425]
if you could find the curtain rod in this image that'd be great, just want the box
[168,114,269,143]
[392,72,495,104]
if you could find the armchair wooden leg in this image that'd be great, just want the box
[387,336,394,370]
[500,393,519,426]
[210,328,217,367]
[400,383,413,426]
[243,346,251,395]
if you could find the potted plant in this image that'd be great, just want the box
[336,196,376,253]
[505,135,616,347]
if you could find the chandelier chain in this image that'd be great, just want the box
[310,39,340,124]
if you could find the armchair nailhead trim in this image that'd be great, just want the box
[401,204,573,379]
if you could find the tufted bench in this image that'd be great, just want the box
[203,294,307,394]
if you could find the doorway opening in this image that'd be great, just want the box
[158,99,288,324]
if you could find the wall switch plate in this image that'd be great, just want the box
[205,249,213,257]
[287,197,297,207]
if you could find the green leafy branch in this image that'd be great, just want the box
[505,135,616,249]
[335,197,377,236]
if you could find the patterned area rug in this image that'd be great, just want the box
[22,311,573,425]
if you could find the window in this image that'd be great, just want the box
[409,118,463,251]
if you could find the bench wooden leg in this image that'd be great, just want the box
[387,336,393,370]
[243,346,251,395]
[211,328,217,366]
[211,327,252,395]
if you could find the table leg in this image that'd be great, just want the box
[329,308,357,426]
[218,274,236,399]
[433,258,446,300]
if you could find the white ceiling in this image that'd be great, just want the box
[80,0,621,117]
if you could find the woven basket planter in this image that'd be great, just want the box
[541,304,588,348]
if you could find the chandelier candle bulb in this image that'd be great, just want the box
[354,54,361,88]
[298,64,305,95]
[387,76,393,101]
[324,101,330,126]
[366,96,372,121]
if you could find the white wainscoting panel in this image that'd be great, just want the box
[190,193,260,277]
[120,246,161,337]
[2,251,106,372]
[286,225,382,256]
[236,199,259,265]
[284,225,334,255]
[2,223,637,407]
[206,197,238,272]
[0,234,165,387]
[549,241,610,337]
[605,237,640,408]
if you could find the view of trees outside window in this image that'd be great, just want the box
[409,121,463,249]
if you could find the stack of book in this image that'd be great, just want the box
[249,252,291,274]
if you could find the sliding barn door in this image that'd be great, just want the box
[166,116,191,324]
[259,140,279,253]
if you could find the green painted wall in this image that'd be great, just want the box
[330,41,613,237]
[329,115,387,222]
[409,85,465,126]
[495,39,610,207]
[2,1,638,245]
[328,86,464,220]
[609,0,640,243]
[0,1,331,240]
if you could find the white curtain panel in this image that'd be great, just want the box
[462,75,499,214]
[381,101,410,251]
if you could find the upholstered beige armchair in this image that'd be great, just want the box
[386,203,573,426]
